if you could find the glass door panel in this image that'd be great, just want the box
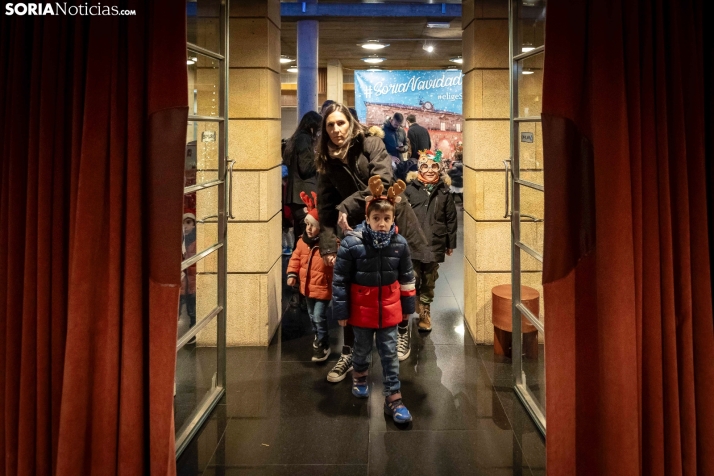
[510,0,546,436]
[176,0,228,458]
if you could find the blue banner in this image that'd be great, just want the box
[354,70,464,160]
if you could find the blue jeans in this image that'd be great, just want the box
[352,325,400,396]
[306,298,330,344]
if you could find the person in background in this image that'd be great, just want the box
[332,176,416,423]
[287,192,335,362]
[320,99,336,116]
[348,107,359,122]
[382,112,408,163]
[448,151,464,206]
[406,114,431,160]
[181,213,197,342]
[283,111,322,245]
[404,150,458,332]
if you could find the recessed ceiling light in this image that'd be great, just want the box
[361,41,389,50]
[427,22,451,29]
[449,56,463,64]
[366,67,383,72]
[521,68,534,75]
[287,67,298,73]
[522,46,535,53]
[186,59,195,65]
[362,56,386,64]
[423,43,435,53]
[280,56,295,64]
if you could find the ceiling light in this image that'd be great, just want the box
[362,56,386,64]
[449,56,463,64]
[186,59,195,65]
[287,67,298,73]
[361,41,389,50]
[423,43,435,53]
[366,67,383,72]
[445,66,459,71]
[522,46,535,53]
[427,21,451,29]
[280,56,295,64]
[521,68,534,75]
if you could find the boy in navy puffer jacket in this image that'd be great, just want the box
[332,176,417,423]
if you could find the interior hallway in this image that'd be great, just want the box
[176,209,545,475]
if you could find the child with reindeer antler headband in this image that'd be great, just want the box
[331,176,417,423]
[286,191,337,362]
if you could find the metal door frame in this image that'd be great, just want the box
[175,0,230,457]
[509,0,546,436]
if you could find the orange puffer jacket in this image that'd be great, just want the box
[287,237,334,300]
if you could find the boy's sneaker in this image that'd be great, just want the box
[327,346,353,382]
[351,376,369,398]
[312,335,319,349]
[397,325,411,361]
[312,341,330,362]
[384,397,413,423]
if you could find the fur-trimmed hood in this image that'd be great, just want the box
[405,171,452,188]
[368,125,385,139]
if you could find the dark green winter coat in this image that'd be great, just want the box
[404,172,458,263]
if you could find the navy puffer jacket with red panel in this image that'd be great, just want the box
[332,224,416,328]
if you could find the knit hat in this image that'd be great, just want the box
[365,175,406,214]
[300,191,320,227]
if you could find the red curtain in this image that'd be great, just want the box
[541,0,714,474]
[0,2,187,475]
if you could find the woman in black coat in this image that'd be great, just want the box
[283,111,322,242]
[315,103,430,383]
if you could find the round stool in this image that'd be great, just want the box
[491,284,539,359]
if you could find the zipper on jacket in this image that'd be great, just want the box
[305,245,316,296]
[378,247,383,328]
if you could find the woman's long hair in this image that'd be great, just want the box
[283,111,322,166]
[316,103,367,173]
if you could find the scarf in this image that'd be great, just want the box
[327,130,353,163]
[363,221,396,249]
[302,231,320,247]
[417,171,440,185]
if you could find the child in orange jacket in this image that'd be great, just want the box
[287,191,335,362]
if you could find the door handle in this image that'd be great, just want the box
[226,158,236,219]
[503,159,512,219]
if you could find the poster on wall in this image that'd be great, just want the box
[354,70,463,160]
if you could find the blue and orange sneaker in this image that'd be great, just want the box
[384,397,412,423]
[352,376,369,398]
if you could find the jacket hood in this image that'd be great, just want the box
[368,125,385,139]
[406,171,452,187]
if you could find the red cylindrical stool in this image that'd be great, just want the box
[491,284,539,359]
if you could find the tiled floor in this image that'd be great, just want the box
[176,208,546,475]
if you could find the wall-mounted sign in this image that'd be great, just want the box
[521,132,534,143]
[201,130,216,142]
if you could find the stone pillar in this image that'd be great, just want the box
[326,59,343,104]
[228,0,282,345]
[297,19,319,120]
[461,0,544,344]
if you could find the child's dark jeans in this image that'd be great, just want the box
[352,325,400,396]
[306,297,330,344]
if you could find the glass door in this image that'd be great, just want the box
[175,0,229,457]
[509,0,546,435]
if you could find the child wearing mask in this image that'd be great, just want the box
[332,176,416,423]
[287,192,335,361]
[404,150,458,332]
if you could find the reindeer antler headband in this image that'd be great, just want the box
[365,175,406,212]
[300,191,318,211]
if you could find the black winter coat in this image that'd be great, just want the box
[404,174,458,263]
[332,224,416,325]
[448,161,463,188]
[283,131,317,204]
[316,133,433,262]
[407,123,431,159]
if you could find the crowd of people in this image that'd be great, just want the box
[281,101,460,424]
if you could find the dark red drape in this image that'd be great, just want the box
[0,2,187,475]
[541,0,714,474]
